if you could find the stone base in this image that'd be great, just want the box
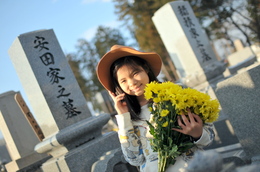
[92,148,138,172]
[182,61,226,87]
[5,152,49,172]
[228,55,257,74]
[40,131,121,172]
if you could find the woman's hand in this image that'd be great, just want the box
[172,108,203,140]
[108,91,128,115]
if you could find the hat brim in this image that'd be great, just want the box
[96,46,162,92]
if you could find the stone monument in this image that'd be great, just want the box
[8,29,92,138]
[7,29,129,171]
[227,46,257,75]
[152,1,226,87]
[0,91,49,172]
[216,64,260,163]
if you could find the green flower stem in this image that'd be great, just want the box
[158,151,167,172]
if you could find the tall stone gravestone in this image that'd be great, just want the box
[215,64,260,162]
[8,29,92,138]
[8,29,124,171]
[152,1,225,87]
[0,91,49,172]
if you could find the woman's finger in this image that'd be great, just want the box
[108,91,125,103]
[180,114,189,126]
[193,113,203,124]
[172,117,183,132]
[116,94,125,102]
[187,108,196,123]
[177,116,184,127]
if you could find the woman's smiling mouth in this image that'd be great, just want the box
[132,85,142,92]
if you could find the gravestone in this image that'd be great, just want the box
[0,91,49,171]
[227,46,257,74]
[215,64,260,162]
[8,29,128,171]
[152,1,226,87]
[234,39,244,51]
[8,29,92,138]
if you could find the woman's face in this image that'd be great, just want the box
[116,65,149,97]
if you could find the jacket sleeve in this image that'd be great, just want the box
[115,112,145,166]
[193,123,215,147]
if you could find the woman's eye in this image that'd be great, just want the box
[133,71,139,75]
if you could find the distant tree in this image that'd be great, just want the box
[93,26,126,58]
[67,53,93,100]
[67,53,88,95]
[197,0,259,47]
[72,39,100,100]
[247,0,260,43]
[67,52,102,111]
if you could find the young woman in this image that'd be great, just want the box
[96,45,215,172]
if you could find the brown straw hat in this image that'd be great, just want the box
[96,45,162,92]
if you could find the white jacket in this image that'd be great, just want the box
[115,104,215,172]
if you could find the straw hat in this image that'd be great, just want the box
[96,45,162,92]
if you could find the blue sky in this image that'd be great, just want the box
[0,0,130,138]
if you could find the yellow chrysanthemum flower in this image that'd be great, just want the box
[194,107,200,115]
[160,109,169,117]
[144,90,153,100]
[162,121,168,127]
[145,81,220,123]
[153,97,161,103]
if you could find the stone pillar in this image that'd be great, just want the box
[152,1,226,87]
[8,29,92,138]
[0,91,49,171]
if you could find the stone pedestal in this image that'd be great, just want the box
[40,128,121,172]
[92,148,139,172]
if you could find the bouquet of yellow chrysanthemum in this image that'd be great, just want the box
[144,81,220,172]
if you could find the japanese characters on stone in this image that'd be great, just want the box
[33,36,81,119]
[178,5,212,63]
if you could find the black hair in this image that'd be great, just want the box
[110,56,159,120]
